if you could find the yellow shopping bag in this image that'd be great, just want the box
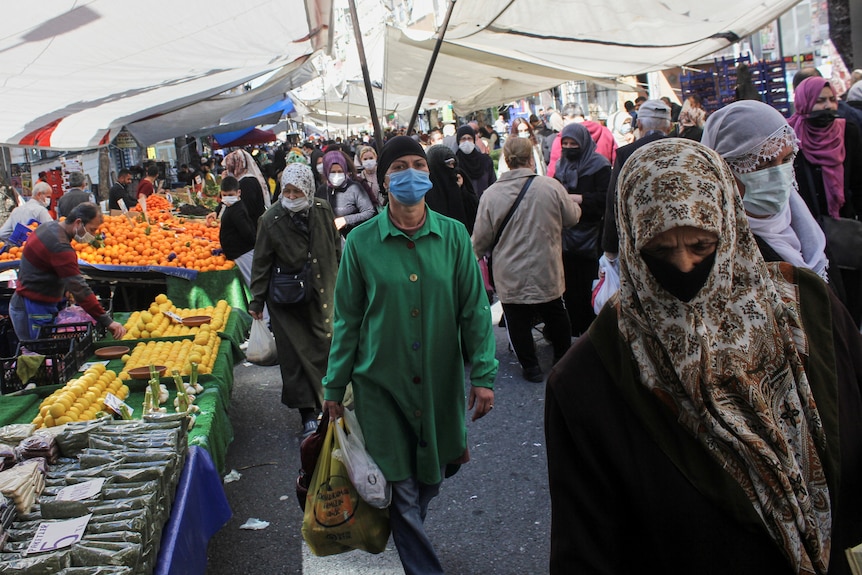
[301,420,390,556]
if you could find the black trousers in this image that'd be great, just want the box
[502,297,572,370]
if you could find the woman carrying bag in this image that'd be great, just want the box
[249,163,341,438]
[553,122,611,335]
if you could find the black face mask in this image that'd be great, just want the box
[640,251,716,302]
[563,148,582,161]
[805,109,839,128]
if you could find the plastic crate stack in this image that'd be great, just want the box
[680,68,719,114]
[0,323,95,394]
[755,59,791,117]
[714,54,752,111]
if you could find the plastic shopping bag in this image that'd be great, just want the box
[333,409,390,509]
[246,319,277,365]
[591,254,620,315]
[301,421,390,556]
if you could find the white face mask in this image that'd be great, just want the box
[362,159,377,171]
[459,141,476,155]
[328,173,346,187]
[316,164,324,175]
[221,195,240,206]
[40,196,51,208]
[517,131,531,139]
[281,196,310,213]
[735,162,796,216]
[74,224,95,244]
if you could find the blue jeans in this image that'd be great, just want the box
[9,293,56,341]
[390,474,445,575]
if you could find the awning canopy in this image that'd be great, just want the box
[213,129,278,149]
[0,0,332,150]
[384,26,634,116]
[440,0,801,78]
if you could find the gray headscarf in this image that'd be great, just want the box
[280,163,315,199]
[701,100,798,174]
[701,100,828,280]
[848,80,862,103]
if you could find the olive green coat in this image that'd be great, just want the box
[249,200,341,407]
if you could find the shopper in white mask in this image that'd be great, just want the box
[354,145,383,208]
[455,124,497,198]
[702,100,829,281]
[0,181,54,241]
[249,162,342,439]
[319,150,376,237]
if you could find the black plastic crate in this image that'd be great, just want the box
[38,322,94,368]
[0,338,77,394]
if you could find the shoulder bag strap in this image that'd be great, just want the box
[490,175,535,254]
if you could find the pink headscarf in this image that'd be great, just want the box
[787,77,846,218]
[224,150,271,207]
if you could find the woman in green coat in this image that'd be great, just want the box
[249,163,342,437]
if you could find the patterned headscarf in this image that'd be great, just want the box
[224,150,271,207]
[616,138,831,575]
[280,163,315,199]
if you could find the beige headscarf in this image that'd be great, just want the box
[616,139,831,575]
[224,150,271,207]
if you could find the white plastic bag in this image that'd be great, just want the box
[246,319,278,365]
[332,408,390,509]
[591,254,620,315]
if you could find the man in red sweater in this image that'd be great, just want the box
[546,103,617,177]
[9,202,127,340]
[135,163,159,202]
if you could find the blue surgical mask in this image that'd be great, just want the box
[735,162,795,216]
[387,168,432,206]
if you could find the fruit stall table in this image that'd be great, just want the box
[0,307,251,473]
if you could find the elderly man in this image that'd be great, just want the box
[602,99,674,259]
[0,182,54,241]
[323,136,497,575]
[10,202,125,340]
[56,172,92,219]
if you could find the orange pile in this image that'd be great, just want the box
[132,194,172,213]
[75,215,232,271]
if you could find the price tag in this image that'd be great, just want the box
[104,392,132,417]
[164,311,183,323]
[26,514,92,555]
[117,198,128,214]
[140,195,148,215]
[56,478,105,502]
[79,360,109,372]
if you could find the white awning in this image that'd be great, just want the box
[0,0,332,150]
[441,0,801,78]
[384,26,634,116]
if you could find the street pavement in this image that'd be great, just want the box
[206,305,554,575]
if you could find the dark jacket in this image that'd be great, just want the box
[546,267,862,575]
[602,132,666,254]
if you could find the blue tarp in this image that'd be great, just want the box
[213,97,294,147]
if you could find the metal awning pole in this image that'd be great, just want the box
[407,0,456,135]
[347,0,384,147]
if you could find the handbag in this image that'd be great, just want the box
[269,262,310,305]
[487,175,535,288]
[269,215,313,305]
[296,410,330,511]
[562,219,602,260]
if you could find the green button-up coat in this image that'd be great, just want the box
[323,206,498,485]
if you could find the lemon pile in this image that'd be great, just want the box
[32,364,130,428]
[122,326,220,376]
[121,295,231,340]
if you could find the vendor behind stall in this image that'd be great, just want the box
[9,202,127,340]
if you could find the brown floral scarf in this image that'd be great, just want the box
[615,139,831,574]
